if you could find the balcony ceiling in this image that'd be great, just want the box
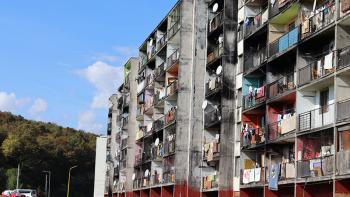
[270,3,300,25]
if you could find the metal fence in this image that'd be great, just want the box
[298,103,334,132]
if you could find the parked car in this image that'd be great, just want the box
[11,189,36,197]
[1,190,12,197]
[9,191,25,197]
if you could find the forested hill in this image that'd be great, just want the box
[0,112,97,197]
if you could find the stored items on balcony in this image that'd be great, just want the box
[241,123,265,147]
[203,174,218,190]
[165,107,177,125]
[244,85,266,110]
[203,137,220,162]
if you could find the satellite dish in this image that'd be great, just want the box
[202,100,208,110]
[155,138,160,146]
[216,65,223,75]
[213,3,219,13]
[132,173,136,181]
[145,169,150,177]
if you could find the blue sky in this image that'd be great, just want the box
[0,0,177,134]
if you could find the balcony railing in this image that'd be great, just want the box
[165,107,177,125]
[338,45,350,70]
[300,2,335,39]
[297,155,334,178]
[134,154,142,167]
[139,56,147,69]
[241,167,265,185]
[269,26,299,57]
[298,52,335,86]
[243,85,267,111]
[168,20,180,39]
[337,150,350,175]
[204,106,221,128]
[166,80,178,96]
[244,9,268,37]
[269,0,296,18]
[150,174,162,186]
[203,175,219,190]
[209,12,223,33]
[337,98,350,123]
[156,33,167,51]
[121,138,127,149]
[268,72,295,99]
[153,117,165,131]
[154,89,165,105]
[163,140,176,156]
[154,63,165,78]
[207,45,224,65]
[298,103,335,132]
[244,46,267,73]
[137,80,146,93]
[267,113,296,141]
[148,45,156,59]
[145,74,154,87]
[167,49,180,69]
[133,178,142,189]
[205,76,222,97]
[279,162,296,180]
[163,171,175,184]
[241,125,265,148]
[151,144,163,160]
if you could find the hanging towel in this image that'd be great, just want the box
[324,52,333,69]
[254,168,261,182]
[268,164,280,191]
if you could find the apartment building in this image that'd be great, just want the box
[238,0,350,196]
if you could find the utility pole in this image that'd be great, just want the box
[16,163,20,189]
[66,165,77,197]
[43,171,51,197]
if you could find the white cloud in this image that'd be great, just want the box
[77,110,103,133]
[0,92,30,112]
[91,52,118,63]
[113,46,137,58]
[77,61,124,109]
[28,98,48,116]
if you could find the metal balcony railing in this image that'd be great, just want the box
[154,89,165,105]
[297,155,334,178]
[207,45,224,65]
[168,20,180,39]
[298,103,335,132]
[166,49,180,69]
[205,76,222,96]
[133,178,142,189]
[134,154,142,167]
[338,45,350,70]
[150,174,162,186]
[241,167,265,185]
[298,52,335,86]
[154,63,165,78]
[337,98,350,123]
[163,171,175,184]
[139,56,147,70]
[151,144,163,160]
[337,150,350,175]
[269,26,299,57]
[204,106,221,128]
[244,9,267,37]
[279,162,296,180]
[163,140,176,156]
[209,12,223,33]
[268,72,295,99]
[145,74,154,87]
[267,113,296,141]
[142,149,152,163]
[243,85,267,111]
[153,117,165,131]
[300,2,335,39]
[148,45,156,59]
[166,80,178,96]
[244,46,267,73]
[156,33,167,52]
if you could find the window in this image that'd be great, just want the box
[320,89,329,113]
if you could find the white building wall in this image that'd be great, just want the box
[93,136,108,197]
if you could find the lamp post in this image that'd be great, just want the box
[66,165,77,197]
[42,171,51,197]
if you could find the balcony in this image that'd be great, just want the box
[337,98,350,123]
[340,0,350,18]
[269,0,297,18]
[204,105,221,128]
[243,85,267,111]
[209,12,223,34]
[269,26,299,58]
[168,20,180,39]
[134,154,142,167]
[145,74,154,88]
[136,126,146,141]
[133,178,142,189]
[279,162,296,181]
[241,167,265,186]
[166,80,178,97]
[166,49,180,69]
[241,124,265,148]
[163,171,175,184]
[338,45,350,71]
[139,57,147,71]
[267,113,296,142]
[297,155,334,179]
[137,80,146,94]
[244,46,267,73]
[151,144,163,161]
[165,107,177,126]
[207,45,223,66]
[154,88,166,106]
[298,103,334,132]
[298,52,335,86]
[153,117,165,132]
[244,9,268,38]
[203,140,220,162]
[154,63,165,80]
[268,72,295,99]
[205,76,222,97]
[150,174,162,186]
[163,139,176,156]
[156,33,167,52]
[337,150,350,176]
[300,2,335,40]
[202,174,218,191]
[121,117,128,130]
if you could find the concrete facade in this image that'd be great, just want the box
[93,136,108,197]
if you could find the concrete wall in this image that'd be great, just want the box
[94,136,108,197]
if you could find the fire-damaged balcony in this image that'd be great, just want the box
[207,45,224,67]
[205,75,222,98]
[338,45,350,71]
[300,1,335,40]
[204,103,221,128]
[244,46,267,74]
[298,103,334,133]
[298,51,335,86]
[296,130,334,181]
[208,11,223,35]
[269,26,299,58]
[244,9,268,38]
[163,155,175,183]
[268,72,296,100]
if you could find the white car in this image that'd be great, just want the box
[12,190,36,197]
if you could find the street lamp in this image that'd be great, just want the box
[42,171,51,197]
[66,165,77,197]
